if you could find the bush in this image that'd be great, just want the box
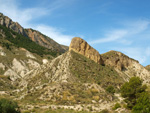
[112,103,121,110]
[0,98,20,113]
[120,77,150,113]
[120,77,146,109]
[132,92,150,113]
[106,86,115,94]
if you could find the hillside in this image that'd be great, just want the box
[0,14,150,113]
[0,13,68,53]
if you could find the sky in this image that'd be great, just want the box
[0,0,150,66]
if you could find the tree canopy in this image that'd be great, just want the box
[0,98,20,113]
[120,77,150,113]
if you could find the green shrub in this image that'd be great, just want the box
[120,77,150,113]
[106,85,115,94]
[120,77,147,109]
[132,92,150,113]
[0,98,20,113]
[112,103,121,110]
[100,109,109,113]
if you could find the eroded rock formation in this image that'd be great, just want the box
[69,37,104,65]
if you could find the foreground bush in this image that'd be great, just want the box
[0,98,20,113]
[120,77,150,113]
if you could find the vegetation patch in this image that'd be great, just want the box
[0,25,58,57]
[0,98,20,113]
[121,77,150,113]
[70,51,124,88]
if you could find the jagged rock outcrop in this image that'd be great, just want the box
[0,13,68,53]
[69,37,104,65]
[102,50,139,71]
[0,13,26,36]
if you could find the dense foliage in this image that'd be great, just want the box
[106,85,115,94]
[132,92,150,113]
[112,103,121,110]
[0,25,57,57]
[0,98,20,113]
[120,77,150,113]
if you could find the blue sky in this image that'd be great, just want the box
[0,0,150,66]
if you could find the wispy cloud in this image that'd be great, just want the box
[0,0,48,27]
[90,29,127,44]
[90,19,150,45]
[90,19,150,65]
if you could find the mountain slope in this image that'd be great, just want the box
[0,24,57,57]
[0,13,68,53]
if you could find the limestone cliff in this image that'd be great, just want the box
[69,37,104,65]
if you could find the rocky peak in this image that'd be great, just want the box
[69,37,104,65]
[101,50,139,70]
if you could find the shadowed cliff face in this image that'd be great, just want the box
[69,37,104,65]
[102,50,139,71]
[145,65,150,71]
[0,13,68,53]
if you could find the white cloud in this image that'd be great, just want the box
[35,25,73,46]
[90,29,127,44]
[0,0,48,27]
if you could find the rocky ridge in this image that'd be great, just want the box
[0,13,68,53]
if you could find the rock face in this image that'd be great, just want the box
[102,50,150,83]
[0,13,68,53]
[69,37,103,65]
[145,65,150,71]
[102,50,139,71]
[0,13,26,36]
[25,29,68,52]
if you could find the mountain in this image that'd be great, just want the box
[102,50,150,83]
[0,13,150,113]
[0,13,68,53]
